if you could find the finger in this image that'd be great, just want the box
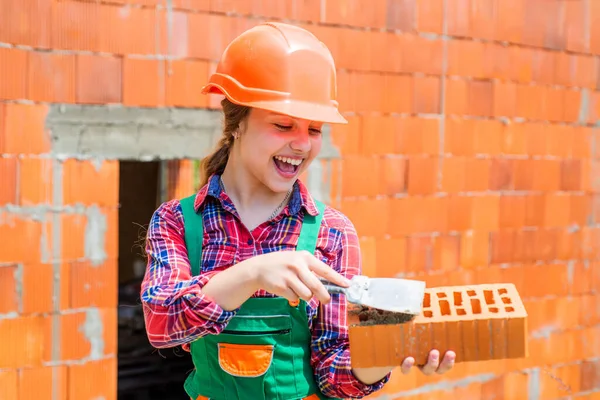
[297,268,331,304]
[287,278,314,302]
[301,251,351,287]
[419,350,440,375]
[436,351,456,374]
[278,288,300,304]
[400,357,415,374]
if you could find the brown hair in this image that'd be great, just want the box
[198,98,251,187]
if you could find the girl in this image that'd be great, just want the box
[141,22,455,400]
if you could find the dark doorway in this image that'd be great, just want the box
[117,161,193,400]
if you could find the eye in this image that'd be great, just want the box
[309,127,322,135]
[273,123,292,131]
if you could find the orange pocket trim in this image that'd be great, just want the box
[218,343,275,377]
[303,394,319,400]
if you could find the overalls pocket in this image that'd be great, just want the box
[214,314,292,400]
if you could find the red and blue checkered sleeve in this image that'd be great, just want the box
[310,212,391,399]
[140,199,237,349]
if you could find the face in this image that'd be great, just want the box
[233,108,324,193]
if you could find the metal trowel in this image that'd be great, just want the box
[321,275,426,316]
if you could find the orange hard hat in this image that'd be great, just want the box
[201,22,347,124]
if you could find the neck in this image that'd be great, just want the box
[220,158,291,221]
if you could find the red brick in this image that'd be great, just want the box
[76,54,122,104]
[0,47,28,101]
[348,283,528,367]
[28,51,76,103]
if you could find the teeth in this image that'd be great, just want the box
[274,156,303,166]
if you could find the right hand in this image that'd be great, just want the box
[249,250,351,305]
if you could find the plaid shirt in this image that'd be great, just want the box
[141,174,390,399]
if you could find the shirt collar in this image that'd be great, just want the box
[193,174,320,217]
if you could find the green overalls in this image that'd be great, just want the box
[179,194,339,400]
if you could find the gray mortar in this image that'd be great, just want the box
[51,158,62,400]
[84,205,108,267]
[81,307,105,360]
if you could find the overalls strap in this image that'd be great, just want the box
[180,194,203,277]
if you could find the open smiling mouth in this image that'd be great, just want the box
[273,155,303,178]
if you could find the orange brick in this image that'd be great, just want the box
[330,115,361,155]
[340,156,380,197]
[2,103,51,155]
[62,159,119,206]
[413,75,441,114]
[76,54,122,104]
[0,157,18,204]
[0,264,19,314]
[18,156,53,205]
[68,358,117,399]
[322,0,385,29]
[51,0,102,52]
[123,58,165,107]
[0,215,43,264]
[378,157,407,196]
[19,366,67,400]
[0,47,28,101]
[28,51,76,103]
[0,316,46,368]
[166,59,210,108]
[0,370,17,400]
[348,283,528,368]
[60,213,87,262]
[70,259,118,309]
[22,263,53,314]
[406,156,438,195]
[416,0,443,34]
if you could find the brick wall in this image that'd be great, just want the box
[0,1,599,399]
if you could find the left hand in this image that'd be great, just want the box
[400,350,456,375]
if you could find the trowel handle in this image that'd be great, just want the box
[319,279,347,295]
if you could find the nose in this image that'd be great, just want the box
[289,128,311,153]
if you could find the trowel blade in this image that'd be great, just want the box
[358,277,426,315]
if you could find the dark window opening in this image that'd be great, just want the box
[117,160,193,400]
